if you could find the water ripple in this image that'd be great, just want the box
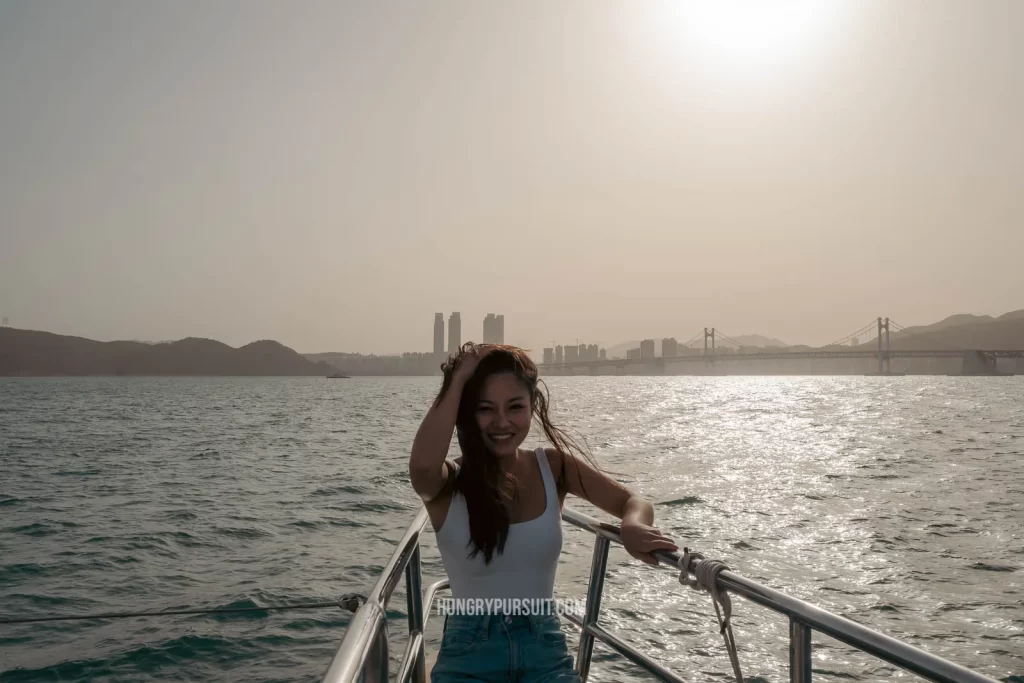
[0,376,1021,682]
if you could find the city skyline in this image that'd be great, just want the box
[431,311,506,356]
[7,305,1024,360]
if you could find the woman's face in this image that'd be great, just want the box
[474,372,532,457]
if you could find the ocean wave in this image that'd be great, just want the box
[2,375,1021,682]
[0,633,261,681]
[660,496,703,507]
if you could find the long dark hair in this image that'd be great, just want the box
[435,342,597,564]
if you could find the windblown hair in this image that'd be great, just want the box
[436,342,596,564]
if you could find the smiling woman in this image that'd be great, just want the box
[407,343,678,682]
[474,373,531,457]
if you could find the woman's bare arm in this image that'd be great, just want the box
[409,346,493,501]
[547,447,678,564]
[409,376,465,501]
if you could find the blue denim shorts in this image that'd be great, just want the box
[431,612,581,683]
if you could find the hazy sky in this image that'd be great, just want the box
[1,1,1021,354]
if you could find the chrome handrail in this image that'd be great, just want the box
[321,505,1000,683]
[560,507,1000,683]
[321,507,430,683]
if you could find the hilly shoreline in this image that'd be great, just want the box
[3,309,1022,377]
[0,328,334,377]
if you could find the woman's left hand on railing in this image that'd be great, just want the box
[620,522,679,565]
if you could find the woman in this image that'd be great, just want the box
[409,343,677,683]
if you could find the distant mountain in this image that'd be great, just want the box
[999,309,1024,321]
[891,313,1004,337]
[854,312,1024,351]
[0,328,336,376]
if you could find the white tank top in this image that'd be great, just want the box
[434,447,562,600]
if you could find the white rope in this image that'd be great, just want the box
[678,548,744,683]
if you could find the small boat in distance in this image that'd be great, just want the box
[326,372,349,379]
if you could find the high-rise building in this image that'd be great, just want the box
[448,312,461,354]
[640,339,655,359]
[482,314,505,344]
[434,313,445,354]
[662,337,678,358]
[599,348,607,359]
[564,345,579,363]
[627,348,641,360]
[555,345,563,363]
[543,348,554,365]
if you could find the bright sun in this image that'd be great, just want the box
[655,0,847,80]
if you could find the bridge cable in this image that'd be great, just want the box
[821,320,879,349]
[713,332,751,350]
[681,331,705,348]
[0,593,367,626]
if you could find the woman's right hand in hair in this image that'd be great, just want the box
[452,344,495,384]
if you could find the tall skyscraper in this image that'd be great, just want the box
[483,313,505,344]
[448,312,461,354]
[662,338,678,358]
[543,348,554,364]
[433,313,445,354]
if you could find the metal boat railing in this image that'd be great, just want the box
[321,506,1000,683]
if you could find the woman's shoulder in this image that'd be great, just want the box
[538,447,570,472]
[537,447,572,496]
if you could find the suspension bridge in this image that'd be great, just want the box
[538,317,1024,376]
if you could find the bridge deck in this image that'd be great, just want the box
[538,349,1024,370]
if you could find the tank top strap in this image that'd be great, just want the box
[534,447,559,511]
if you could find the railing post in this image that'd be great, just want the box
[789,619,812,683]
[576,536,611,682]
[405,544,426,683]
[358,616,389,683]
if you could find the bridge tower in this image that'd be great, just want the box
[703,328,715,355]
[877,317,891,374]
[703,328,715,368]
